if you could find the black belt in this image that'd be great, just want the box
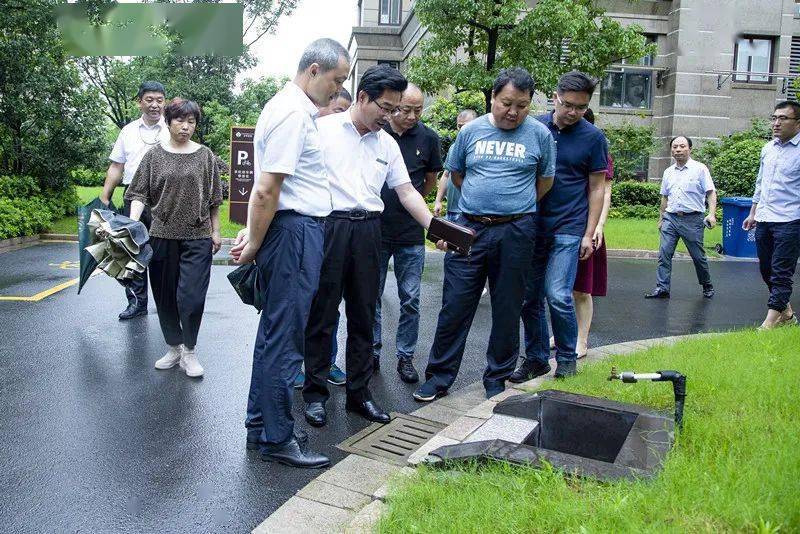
[463,213,529,226]
[669,211,702,217]
[328,209,381,221]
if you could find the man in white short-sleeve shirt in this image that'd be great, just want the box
[100,81,169,320]
[646,135,717,299]
[231,38,350,469]
[301,65,435,428]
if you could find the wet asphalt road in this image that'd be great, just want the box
[0,242,790,533]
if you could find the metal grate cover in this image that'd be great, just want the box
[337,413,445,466]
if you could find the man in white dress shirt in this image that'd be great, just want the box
[302,65,435,428]
[231,38,350,469]
[743,101,800,329]
[645,135,716,299]
[100,81,169,320]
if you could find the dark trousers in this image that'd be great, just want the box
[656,212,712,291]
[245,211,324,446]
[148,237,212,349]
[122,195,151,308]
[424,213,537,393]
[303,216,381,404]
[755,219,800,312]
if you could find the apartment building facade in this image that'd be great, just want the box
[349,0,800,179]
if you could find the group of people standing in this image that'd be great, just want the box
[99,35,800,470]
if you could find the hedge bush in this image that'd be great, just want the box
[70,168,106,187]
[611,181,661,207]
[709,138,763,197]
[0,175,79,239]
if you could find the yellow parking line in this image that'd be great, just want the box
[0,271,100,302]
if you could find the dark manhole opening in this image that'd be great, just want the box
[428,390,674,481]
[337,412,445,466]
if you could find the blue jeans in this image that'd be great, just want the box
[424,213,537,393]
[374,243,426,360]
[245,211,324,446]
[521,232,582,365]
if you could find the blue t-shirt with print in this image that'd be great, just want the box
[445,114,555,215]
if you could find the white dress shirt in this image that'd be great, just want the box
[753,132,800,222]
[253,82,332,217]
[316,109,410,212]
[109,116,169,185]
[660,158,715,214]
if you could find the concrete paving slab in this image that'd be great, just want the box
[344,499,387,534]
[297,479,372,511]
[462,414,538,444]
[465,399,498,419]
[438,415,487,441]
[409,402,466,425]
[435,381,487,412]
[251,496,354,534]
[317,455,399,497]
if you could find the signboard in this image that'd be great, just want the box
[229,126,256,225]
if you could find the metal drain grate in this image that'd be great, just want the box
[337,413,445,465]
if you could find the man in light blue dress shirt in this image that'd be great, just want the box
[645,135,717,299]
[743,101,800,329]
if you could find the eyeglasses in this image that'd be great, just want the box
[373,100,401,116]
[770,115,799,123]
[556,94,589,112]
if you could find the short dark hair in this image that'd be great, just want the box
[775,100,800,117]
[164,98,201,125]
[492,67,535,98]
[584,108,595,125]
[556,71,597,97]
[137,81,165,99]
[298,38,350,73]
[356,64,408,102]
[670,135,693,148]
[334,88,353,102]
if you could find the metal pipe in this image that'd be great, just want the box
[608,367,686,430]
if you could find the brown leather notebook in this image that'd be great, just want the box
[427,217,477,255]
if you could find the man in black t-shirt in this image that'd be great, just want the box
[375,83,443,383]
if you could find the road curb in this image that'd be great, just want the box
[251,332,722,534]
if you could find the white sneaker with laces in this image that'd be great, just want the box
[155,345,182,370]
[180,348,204,377]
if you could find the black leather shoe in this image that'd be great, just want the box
[345,398,391,424]
[261,437,330,469]
[119,302,147,320]
[397,357,419,383]
[304,402,327,427]
[644,289,670,299]
[508,359,551,383]
[702,284,715,299]
[246,433,261,451]
[554,360,577,379]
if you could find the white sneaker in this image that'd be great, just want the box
[155,345,182,370]
[180,348,204,378]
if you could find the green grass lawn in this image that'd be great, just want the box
[48,186,244,238]
[379,328,800,533]
[604,217,722,255]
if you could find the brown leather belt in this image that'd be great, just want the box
[463,213,528,226]
[670,211,702,217]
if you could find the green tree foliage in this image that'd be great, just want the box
[602,122,659,182]
[421,91,485,154]
[0,0,107,189]
[409,0,655,111]
[693,119,771,197]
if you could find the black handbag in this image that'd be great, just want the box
[227,263,263,311]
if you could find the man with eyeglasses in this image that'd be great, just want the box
[743,100,800,329]
[373,83,443,384]
[302,65,436,428]
[100,81,169,320]
[644,135,716,300]
[511,71,607,382]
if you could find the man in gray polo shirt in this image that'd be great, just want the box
[646,135,716,299]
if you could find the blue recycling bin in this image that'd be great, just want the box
[720,197,757,258]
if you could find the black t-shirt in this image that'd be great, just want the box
[380,122,443,245]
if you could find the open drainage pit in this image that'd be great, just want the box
[427,390,674,481]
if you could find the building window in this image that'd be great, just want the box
[734,37,773,83]
[379,0,401,25]
[600,37,655,109]
[378,60,399,69]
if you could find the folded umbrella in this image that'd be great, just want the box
[79,208,152,293]
[78,197,117,294]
